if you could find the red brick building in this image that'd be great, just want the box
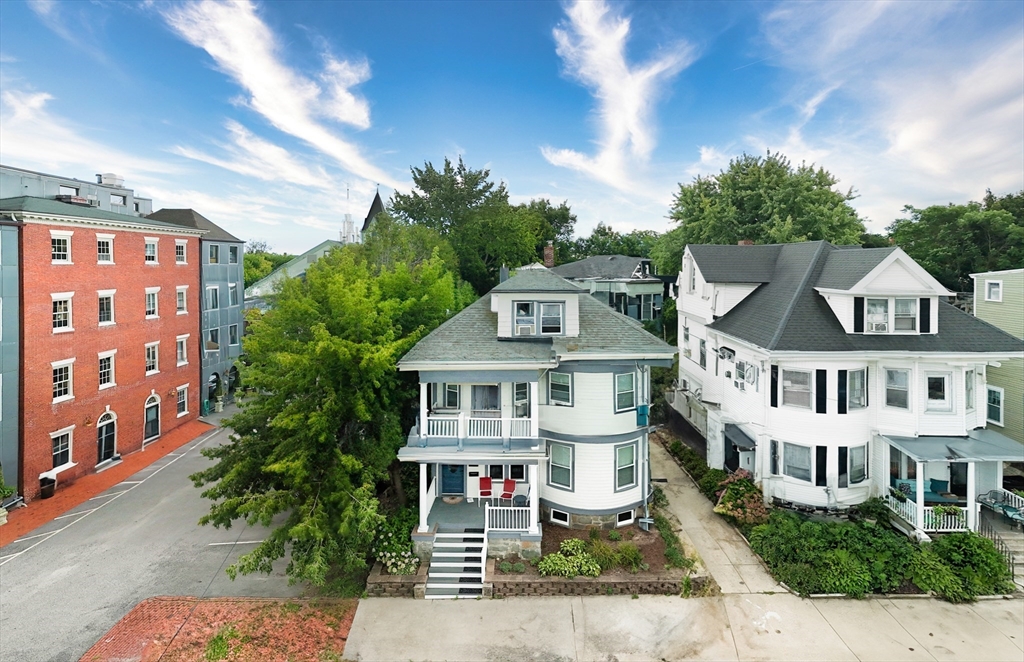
[3,197,203,500]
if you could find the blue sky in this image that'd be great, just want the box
[1,0,1021,253]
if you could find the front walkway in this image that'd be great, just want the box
[649,437,781,594]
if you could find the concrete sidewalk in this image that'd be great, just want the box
[649,436,781,594]
[343,593,1024,661]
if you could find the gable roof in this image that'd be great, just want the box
[695,240,1024,354]
[815,247,896,289]
[688,244,781,283]
[400,268,675,367]
[362,190,385,232]
[147,208,242,243]
[244,239,342,298]
[491,266,585,294]
[550,255,656,281]
[0,196,200,233]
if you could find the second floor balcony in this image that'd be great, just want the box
[414,380,540,447]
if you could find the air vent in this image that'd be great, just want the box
[515,324,535,336]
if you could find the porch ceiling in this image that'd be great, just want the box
[884,429,1024,462]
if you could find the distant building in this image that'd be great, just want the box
[148,209,245,406]
[1,164,153,216]
[971,268,1024,445]
[550,255,665,322]
[0,215,20,498]
[244,240,342,310]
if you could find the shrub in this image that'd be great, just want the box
[511,562,526,573]
[713,476,769,529]
[851,497,891,525]
[607,530,622,542]
[588,540,620,572]
[588,527,601,542]
[560,538,587,556]
[539,537,604,578]
[929,532,1014,598]
[538,552,574,577]
[618,542,644,573]
[698,469,728,501]
[650,485,669,509]
[371,507,420,575]
[818,549,871,597]
[910,549,970,603]
[665,546,694,570]
[499,561,513,573]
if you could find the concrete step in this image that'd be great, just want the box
[424,589,483,599]
[430,552,483,560]
[433,541,483,549]
[429,561,484,568]
[434,532,484,540]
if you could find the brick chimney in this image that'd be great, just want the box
[543,240,555,268]
[737,239,754,246]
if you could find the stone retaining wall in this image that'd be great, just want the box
[364,562,427,598]
[487,561,713,597]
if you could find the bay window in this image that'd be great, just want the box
[782,369,812,408]
[783,442,811,482]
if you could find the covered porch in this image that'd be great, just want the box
[882,429,1024,536]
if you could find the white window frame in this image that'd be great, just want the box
[965,370,975,412]
[866,298,889,333]
[206,285,219,311]
[144,237,159,264]
[782,441,812,483]
[96,233,115,265]
[614,372,636,413]
[849,444,868,485]
[51,358,75,403]
[176,334,189,366]
[49,425,76,474]
[176,286,188,314]
[228,245,239,264]
[145,287,160,319]
[548,441,573,490]
[985,280,1003,302]
[539,302,563,335]
[175,239,187,264]
[209,244,220,264]
[614,442,637,491]
[514,301,536,336]
[50,229,73,264]
[885,368,911,410]
[98,289,116,326]
[176,384,190,417]
[549,372,572,406]
[698,339,706,369]
[145,341,160,376]
[848,368,867,410]
[781,369,812,409]
[228,324,239,346]
[640,294,654,321]
[98,349,117,390]
[987,385,1005,426]
[894,298,918,331]
[51,291,75,333]
[925,372,952,412]
[229,283,239,307]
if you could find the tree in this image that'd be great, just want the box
[652,152,865,274]
[391,157,540,293]
[523,199,577,265]
[887,198,1024,292]
[570,222,660,261]
[190,242,471,585]
[244,241,293,288]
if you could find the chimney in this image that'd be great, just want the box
[737,239,754,246]
[499,264,510,283]
[543,240,555,268]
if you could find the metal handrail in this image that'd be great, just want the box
[978,514,1016,581]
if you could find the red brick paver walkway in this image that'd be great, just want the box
[0,419,215,548]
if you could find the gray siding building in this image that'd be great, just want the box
[148,209,245,407]
[0,164,153,216]
[0,219,19,496]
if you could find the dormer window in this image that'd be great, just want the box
[866,299,888,332]
[515,302,536,336]
[894,299,916,331]
[540,303,563,334]
[864,297,921,334]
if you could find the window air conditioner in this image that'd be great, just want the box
[680,379,689,391]
[738,382,746,392]
[869,322,888,332]
[516,324,535,336]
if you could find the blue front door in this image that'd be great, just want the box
[441,464,465,495]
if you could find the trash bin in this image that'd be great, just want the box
[40,476,56,499]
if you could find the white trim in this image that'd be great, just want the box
[46,424,77,477]
[51,358,76,403]
[98,349,117,390]
[175,239,188,264]
[143,237,160,265]
[50,291,75,334]
[884,367,911,411]
[986,385,1005,426]
[96,233,115,265]
[97,288,117,295]
[176,285,188,314]
[22,212,204,237]
[970,268,1024,277]
[97,289,116,326]
[145,288,159,319]
[924,372,952,412]
[845,248,956,296]
[50,229,74,264]
[144,341,160,376]
[176,383,190,417]
[984,280,1003,302]
[176,334,189,366]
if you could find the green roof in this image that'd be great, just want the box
[0,196,200,233]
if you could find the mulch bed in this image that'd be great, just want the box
[81,597,357,662]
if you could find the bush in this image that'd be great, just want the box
[588,527,601,542]
[698,469,728,501]
[650,485,669,509]
[560,538,587,556]
[713,475,769,529]
[512,562,526,573]
[618,542,644,573]
[538,537,603,578]
[910,549,970,603]
[499,561,512,573]
[850,497,891,525]
[371,507,420,575]
[588,540,620,572]
[929,532,1014,598]
[537,552,574,577]
[607,530,622,542]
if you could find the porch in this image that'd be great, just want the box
[414,460,542,535]
[416,380,540,445]
[881,429,1024,536]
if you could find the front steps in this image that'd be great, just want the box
[424,528,486,599]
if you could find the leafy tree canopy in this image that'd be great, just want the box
[525,198,577,265]
[243,240,293,288]
[651,152,865,274]
[887,193,1024,291]
[570,222,660,261]
[191,235,473,586]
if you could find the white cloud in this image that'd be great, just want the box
[684,145,733,178]
[0,53,18,63]
[541,0,695,192]
[27,0,113,65]
[162,0,400,188]
[172,120,334,189]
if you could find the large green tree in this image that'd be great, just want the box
[390,157,539,293]
[887,194,1024,291]
[191,242,471,585]
[651,152,865,274]
[243,240,293,288]
[523,198,577,265]
[571,222,660,260]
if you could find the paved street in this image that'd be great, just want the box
[0,425,301,662]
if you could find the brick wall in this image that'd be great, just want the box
[20,221,202,499]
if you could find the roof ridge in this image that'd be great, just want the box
[766,241,829,350]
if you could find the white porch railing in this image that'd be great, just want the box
[509,418,532,438]
[485,503,532,532]
[923,507,969,532]
[423,413,536,439]
[998,488,1024,511]
[887,494,917,527]
[427,416,459,437]
[468,417,502,438]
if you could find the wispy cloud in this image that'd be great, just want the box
[541,0,695,191]
[27,0,114,66]
[172,120,334,189]
[161,0,400,188]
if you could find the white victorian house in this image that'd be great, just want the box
[670,241,1024,541]
[398,265,675,598]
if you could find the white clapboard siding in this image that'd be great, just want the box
[821,293,856,333]
[539,439,643,513]
[715,283,759,317]
[539,371,640,437]
[865,260,923,291]
[492,292,581,338]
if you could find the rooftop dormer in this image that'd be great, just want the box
[490,265,581,338]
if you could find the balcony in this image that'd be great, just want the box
[425,413,534,439]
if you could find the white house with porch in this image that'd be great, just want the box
[398,266,675,598]
[669,241,1024,541]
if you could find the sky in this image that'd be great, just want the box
[1,0,1022,253]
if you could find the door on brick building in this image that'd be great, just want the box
[97,411,116,463]
[144,395,160,442]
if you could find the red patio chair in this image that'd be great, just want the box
[479,476,493,505]
[499,479,516,506]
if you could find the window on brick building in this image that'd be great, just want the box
[51,430,71,468]
[51,230,72,263]
[145,342,159,375]
[176,286,187,314]
[51,294,73,332]
[177,335,188,366]
[177,386,188,416]
[52,360,74,402]
[98,291,115,325]
[98,351,115,388]
[97,235,114,264]
[175,240,187,264]
[144,239,158,263]
[145,288,159,318]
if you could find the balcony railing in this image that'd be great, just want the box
[485,504,532,532]
[885,494,970,532]
[423,412,535,439]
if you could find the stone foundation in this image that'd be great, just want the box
[542,505,626,530]
[365,561,428,598]
[486,529,542,559]
[411,524,437,562]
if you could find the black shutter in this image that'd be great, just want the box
[853,297,865,332]
[770,365,779,408]
[837,370,848,415]
[815,446,828,486]
[865,366,869,406]
[816,369,827,414]
[838,447,849,488]
[920,298,931,333]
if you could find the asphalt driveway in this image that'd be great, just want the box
[0,425,302,662]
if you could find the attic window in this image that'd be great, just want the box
[894,299,916,330]
[515,302,535,335]
[866,299,888,332]
[540,303,563,334]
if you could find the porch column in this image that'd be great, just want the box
[530,381,539,437]
[528,463,539,534]
[916,461,925,530]
[967,462,977,531]
[419,383,428,441]
[418,463,429,532]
